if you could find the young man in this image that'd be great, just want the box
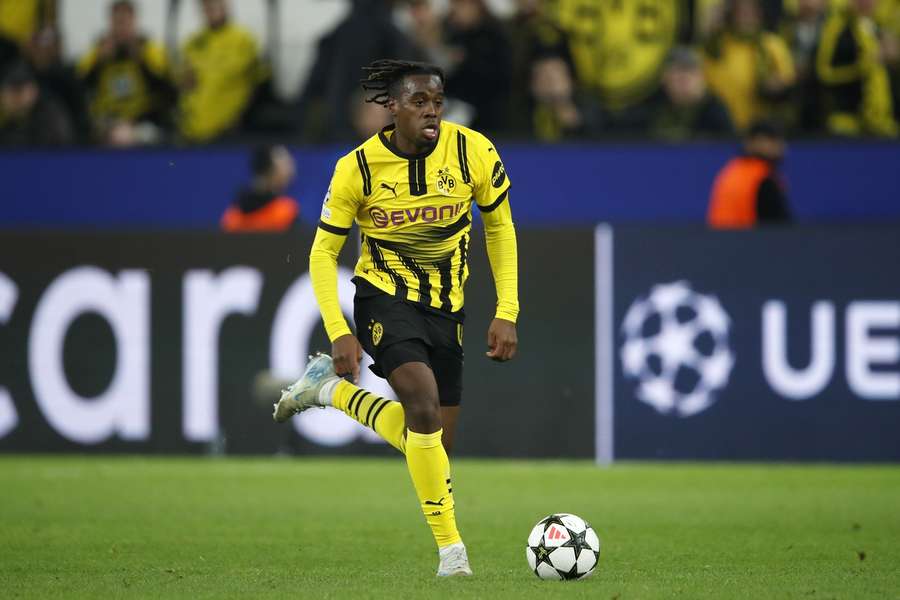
[273,59,519,576]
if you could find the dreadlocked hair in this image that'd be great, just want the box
[360,59,446,106]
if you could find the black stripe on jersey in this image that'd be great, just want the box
[433,255,453,311]
[367,237,408,300]
[456,132,471,184]
[318,221,350,235]
[457,233,468,287]
[408,158,427,196]
[356,149,372,196]
[368,213,470,248]
[441,213,470,240]
[398,254,432,304]
[478,187,509,213]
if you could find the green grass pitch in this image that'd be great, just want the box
[1,456,898,599]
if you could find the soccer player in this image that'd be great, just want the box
[273,59,518,576]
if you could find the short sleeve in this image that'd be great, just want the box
[318,156,361,235]
[469,133,511,213]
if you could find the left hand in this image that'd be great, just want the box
[486,318,517,362]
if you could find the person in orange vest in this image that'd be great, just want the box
[221,144,299,232]
[707,120,792,229]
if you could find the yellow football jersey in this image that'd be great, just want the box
[319,121,511,315]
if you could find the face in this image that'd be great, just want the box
[732,0,762,35]
[29,27,60,68]
[449,0,485,30]
[796,0,826,19]
[202,0,228,27]
[110,5,136,43]
[851,0,876,16]
[530,57,573,103]
[0,82,39,118]
[268,146,296,192]
[388,74,444,149]
[746,134,786,162]
[662,64,706,106]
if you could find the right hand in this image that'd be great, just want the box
[332,334,363,383]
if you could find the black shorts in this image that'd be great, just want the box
[353,279,464,407]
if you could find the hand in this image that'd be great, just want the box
[486,318,517,362]
[332,334,363,383]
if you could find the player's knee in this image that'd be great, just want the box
[405,401,442,433]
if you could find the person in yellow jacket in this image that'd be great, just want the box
[177,0,262,142]
[703,0,797,131]
[78,1,172,142]
[816,0,898,136]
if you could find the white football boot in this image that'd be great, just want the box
[272,354,338,423]
[436,542,473,577]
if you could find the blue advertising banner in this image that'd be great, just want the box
[601,225,900,462]
[1,141,899,228]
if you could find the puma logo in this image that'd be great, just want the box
[380,182,398,196]
[424,497,445,507]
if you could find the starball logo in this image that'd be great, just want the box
[369,201,468,228]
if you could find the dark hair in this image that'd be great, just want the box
[360,59,445,106]
[110,0,135,14]
[250,146,279,177]
[746,119,784,139]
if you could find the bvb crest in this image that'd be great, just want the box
[436,167,456,196]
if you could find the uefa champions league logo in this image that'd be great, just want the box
[620,281,735,417]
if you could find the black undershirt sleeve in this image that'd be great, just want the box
[756,177,792,223]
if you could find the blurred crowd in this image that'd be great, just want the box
[1,0,899,147]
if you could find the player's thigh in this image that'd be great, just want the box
[424,314,464,408]
[354,292,432,378]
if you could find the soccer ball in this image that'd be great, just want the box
[526,513,600,580]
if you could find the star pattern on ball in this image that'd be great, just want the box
[529,540,556,573]
[540,514,567,532]
[559,559,582,580]
[561,528,588,560]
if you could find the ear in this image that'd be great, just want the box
[387,97,398,116]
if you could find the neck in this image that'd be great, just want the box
[391,128,432,156]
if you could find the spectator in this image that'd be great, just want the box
[506,0,573,136]
[77,1,171,146]
[26,25,90,142]
[707,120,791,229]
[815,0,898,136]
[530,55,594,141]
[703,0,796,131]
[646,46,733,141]
[779,0,829,132]
[221,145,299,233]
[300,0,419,142]
[442,0,513,133]
[178,0,262,143]
[0,59,72,146]
[693,0,785,39]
